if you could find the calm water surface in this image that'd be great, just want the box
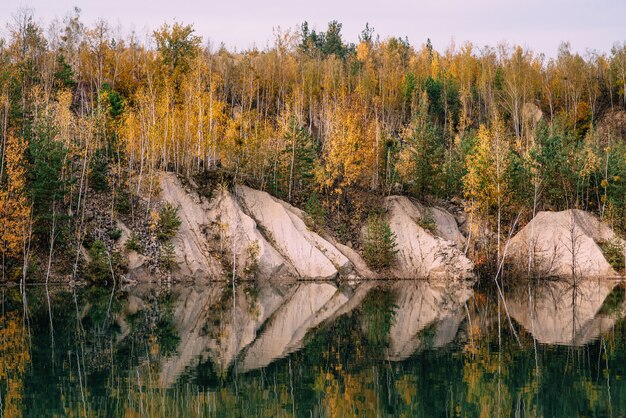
[1,278,625,417]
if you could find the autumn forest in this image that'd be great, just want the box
[1,8,626,281]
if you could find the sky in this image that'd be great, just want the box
[1,0,624,56]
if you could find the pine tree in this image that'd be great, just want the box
[363,213,398,269]
[280,117,317,202]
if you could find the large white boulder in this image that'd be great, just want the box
[385,196,474,279]
[506,209,623,278]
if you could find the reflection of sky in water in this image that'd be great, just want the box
[2,279,626,417]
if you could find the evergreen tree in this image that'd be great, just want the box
[29,118,69,247]
[280,117,317,202]
[363,213,398,269]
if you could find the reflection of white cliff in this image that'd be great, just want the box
[387,280,474,361]
[238,281,376,372]
[507,279,622,346]
[150,280,375,387]
[157,282,290,387]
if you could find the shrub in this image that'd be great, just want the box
[363,213,398,269]
[87,240,110,282]
[600,239,625,273]
[244,240,260,277]
[108,228,122,241]
[305,192,326,228]
[89,148,109,192]
[124,233,142,253]
[116,190,131,214]
[417,209,437,234]
[159,241,178,271]
[157,203,182,241]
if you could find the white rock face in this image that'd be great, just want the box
[506,209,623,278]
[155,173,363,281]
[507,279,621,345]
[159,173,223,280]
[238,185,351,280]
[385,196,474,279]
[387,280,474,361]
[206,187,287,278]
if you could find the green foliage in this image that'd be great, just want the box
[101,83,124,119]
[417,209,437,234]
[86,240,110,282]
[535,124,575,208]
[299,20,353,58]
[115,190,131,215]
[157,203,182,241]
[441,131,476,197]
[397,113,445,197]
[424,76,460,127]
[360,290,397,348]
[305,192,326,228]
[53,54,75,90]
[89,148,109,192]
[159,241,177,271]
[28,118,70,247]
[599,284,625,315]
[600,239,625,273]
[124,233,141,253]
[108,228,122,241]
[272,117,318,202]
[153,22,201,75]
[363,213,398,269]
[604,141,626,233]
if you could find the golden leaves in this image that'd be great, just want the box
[0,131,32,261]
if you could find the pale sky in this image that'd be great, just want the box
[1,0,624,56]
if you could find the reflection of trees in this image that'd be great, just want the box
[0,311,30,417]
[507,279,621,345]
[6,281,626,416]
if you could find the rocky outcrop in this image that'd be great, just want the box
[237,186,352,280]
[156,174,356,281]
[206,187,287,278]
[385,196,474,279]
[158,173,224,281]
[134,173,476,282]
[387,280,474,361]
[507,279,622,345]
[506,209,624,278]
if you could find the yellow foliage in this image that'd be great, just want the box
[319,100,376,190]
[0,131,32,262]
[0,311,30,417]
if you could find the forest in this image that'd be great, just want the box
[0,7,625,281]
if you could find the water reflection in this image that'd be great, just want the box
[1,277,626,416]
[387,280,473,360]
[506,279,623,345]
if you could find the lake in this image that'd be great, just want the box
[1,278,625,417]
